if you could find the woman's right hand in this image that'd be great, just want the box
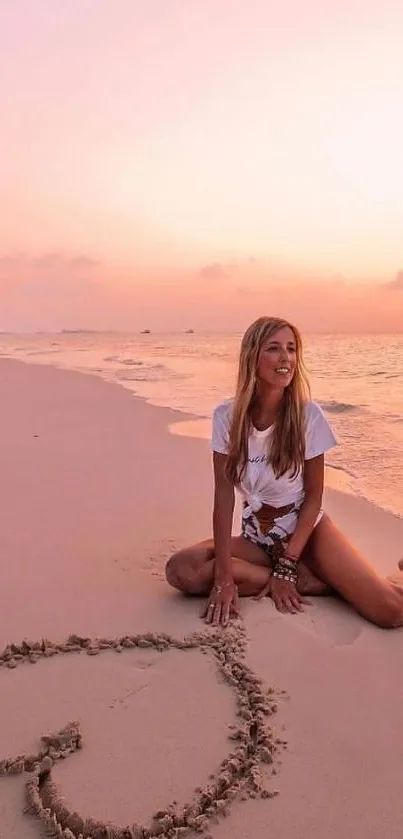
[202,578,240,627]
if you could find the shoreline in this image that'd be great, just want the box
[3,353,402,520]
[1,357,403,839]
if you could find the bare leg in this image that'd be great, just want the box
[165,536,328,598]
[166,538,268,597]
[302,514,403,628]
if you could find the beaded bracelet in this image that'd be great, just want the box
[272,556,299,585]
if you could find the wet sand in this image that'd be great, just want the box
[1,358,403,839]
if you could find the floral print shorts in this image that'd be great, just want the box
[241,501,301,567]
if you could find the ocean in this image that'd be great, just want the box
[0,331,402,518]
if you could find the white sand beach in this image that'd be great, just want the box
[1,359,403,839]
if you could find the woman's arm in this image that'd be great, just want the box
[212,451,235,582]
[203,452,238,627]
[285,454,324,560]
[263,455,324,614]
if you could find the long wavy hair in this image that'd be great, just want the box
[225,316,311,485]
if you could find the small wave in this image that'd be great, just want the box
[103,355,143,367]
[114,364,187,383]
[120,358,143,367]
[326,462,358,480]
[368,371,401,380]
[367,370,401,378]
[13,346,36,352]
[320,400,357,414]
[27,349,62,356]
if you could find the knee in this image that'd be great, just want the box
[165,550,211,595]
[165,553,182,589]
[165,551,199,593]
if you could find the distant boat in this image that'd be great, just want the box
[185,329,194,334]
[141,329,151,334]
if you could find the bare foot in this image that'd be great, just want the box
[387,560,403,591]
[297,561,332,597]
[385,556,403,591]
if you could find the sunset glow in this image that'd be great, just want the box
[1,0,403,331]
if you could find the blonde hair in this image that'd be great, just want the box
[225,316,310,485]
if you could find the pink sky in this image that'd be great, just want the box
[1,0,403,332]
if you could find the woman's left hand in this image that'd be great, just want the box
[271,576,306,613]
[258,575,306,613]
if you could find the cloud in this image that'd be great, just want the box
[0,252,100,283]
[384,270,403,290]
[198,257,270,283]
[1,252,401,332]
[198,262,229,280]
[235,285,261,296]
[32,253,100,276]
[0,252,104,331]
[197,255,331,288]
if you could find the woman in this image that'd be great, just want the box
[166,316,403,629]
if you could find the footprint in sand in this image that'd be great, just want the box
[303,597,364,646]
[252,597,364,647]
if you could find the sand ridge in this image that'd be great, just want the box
[0,624,283,839]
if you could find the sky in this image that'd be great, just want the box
[1,0,403,332]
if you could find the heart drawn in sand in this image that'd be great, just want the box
[0,625,283,839]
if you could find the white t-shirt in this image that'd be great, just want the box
[211,399,337,517]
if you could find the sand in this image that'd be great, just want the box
[1,358,403,839]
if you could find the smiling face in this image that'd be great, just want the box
[256,325,297,390]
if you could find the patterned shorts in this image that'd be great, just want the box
[241,502,301,567]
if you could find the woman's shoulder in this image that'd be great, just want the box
[304,400,326,422]
[211,399,234,453]
[213,398,234,422]
[304,399,338,457]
